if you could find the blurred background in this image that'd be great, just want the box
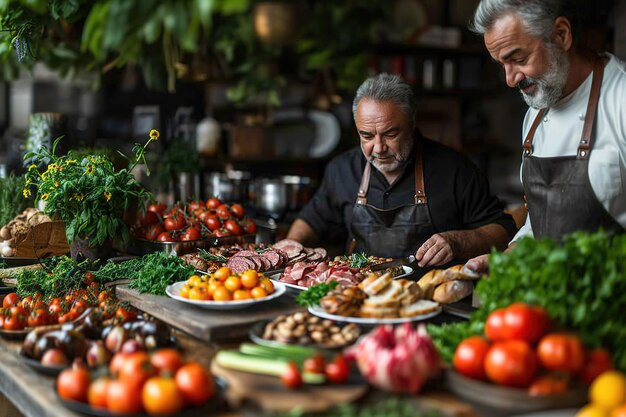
[0,0,621,234]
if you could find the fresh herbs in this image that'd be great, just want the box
[296,281,339,307]
[428,231,626,370]
[197,249,227,263]
[0,174,31,226]
[128,252,195,296]
[349,252,371,269]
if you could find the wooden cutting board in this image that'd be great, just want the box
[116,285,302,342]
[211,360,369,413]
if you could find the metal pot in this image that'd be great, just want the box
[282,175,312,211]
[253,177,287,217]
[204,171,251,203]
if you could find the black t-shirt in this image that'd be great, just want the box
[298,136,517,246]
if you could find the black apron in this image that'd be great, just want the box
[522,58,624,239]
[348,142,435,261]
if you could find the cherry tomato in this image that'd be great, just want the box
[528,375,568,396]
[197,210,212,223]
[27,308,50,327]
[206,197,222,210]
[147,203,167,215]
[325,354,350,383]
[241,218,257,234]
[19,295,33,312]
[57,367,91,402]
[2,292,19,308]
[453,336,491,380]
[581,348,613,384]
[175,362,214,406]
[137,210,159,227]
[485,340,537,387]
[281,361,302,389]
[180,226,202,241]
[187,200,203,212]
[144,223,165,241]
[115,305,138,323]
[157,231,177,242]
[216,204,231,219]
[214,228,231,238]
[204,215,221,231]
[83,272,95,286]
[164,215,186,231]
[537,333,585,374]
[150,349,184,375]
[303,353,326,375]
[3,313,26,330]
[142,376,184,415]
[224,219,242,236]
[230,203,245,219]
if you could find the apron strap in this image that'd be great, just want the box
[357,160,371,205]
[522,56,606,159]
[578,57,605,160]
[414,141,427,205]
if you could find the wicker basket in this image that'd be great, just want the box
[14,221,69,258]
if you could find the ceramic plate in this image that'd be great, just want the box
[270,266,413,292]
[248,320,361,351]
[166,280,286,310]
[308,304,441,325]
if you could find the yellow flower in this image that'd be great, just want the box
[103,191,112,202]
[23,188,31,198]
[41,193,49,201]
[28,164,37,171]
[49,163,58,171]
[149,129,160,140]
[74,192,84,202]
[85,164,95,175]
[54,182,59,187]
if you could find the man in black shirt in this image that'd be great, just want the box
[287,74,516,271]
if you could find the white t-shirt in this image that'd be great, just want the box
[513,53,626,242]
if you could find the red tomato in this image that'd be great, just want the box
[216,204,231,219]
[27,308,50,327]
[2,292,20,308]
[175,362,214,406]
[164,215,186,231]
[206,197,222,210]
[241,218,257,234]
[197,210,212,223]
[118,352,156,388]
[528,375,568,396]
[503,303,550,343]
[485,340,537,387]
[453,336,491,380]
[144,223,165,241]
[204,215,221,231]
[180,226,202,241]
[537,333,585,374]
[214,228,231,238]
[581,348,613,384]
[83,272,95,286]
[303,353,325,375]
[230,203,245,219]
[485,308,506,341]
[3,313,26,330]
[150,349,183,375]
[137,210,159,227]
[115,305,138,323]
[186,200,203,212]
[106,379,144,414]
[281,361,302,389]
[87,377,111,409]
[224,219,242,236]
[147,203,167,215]
[325,354,350,383]
[157,231,177,242]
[57,367,91,402]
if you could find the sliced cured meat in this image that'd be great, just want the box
[273,248,290,265]
[227,257,256,273]
[313,247,327,259]
[306,252,323,262]
[288,253,307,264]
[273,239,303,252]
[263,250,283,270]
[257,255,273,271]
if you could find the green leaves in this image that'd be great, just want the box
[128,252,195,296]
[296,281,339,307]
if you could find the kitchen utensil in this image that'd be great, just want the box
[253,177,287,217]
[369,255,416,271]
[204,171,251,203]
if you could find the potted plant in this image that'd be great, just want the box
[23,129,158,261]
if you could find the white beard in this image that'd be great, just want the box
[518,45,570,109]
[369,138,413,174]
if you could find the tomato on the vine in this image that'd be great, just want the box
[187,200,203,212]
[164,215,186,231]
[147,203,167,215]
[216,204,231,219]
[27,308,50,327]
[454,336,491,380]
[206,197,222,210]
[241,218,257,234]
[137,210,159,227]
[2,292,19,308]
[116,305,138,323]
[157,231,177,242]
[214,228,231,238]
[83,272,95,286]
[537,333,585,374]
[180,226,202,241]
[224,219,242,236]
[230,203,245,219]
[144,223,165,241]
[205,215,221,231]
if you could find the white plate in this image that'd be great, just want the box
[270,266,414,292]
[308,304,441,325]
[165,280,286,310]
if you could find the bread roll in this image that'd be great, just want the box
[432,280,473,304]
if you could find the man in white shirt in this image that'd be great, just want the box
[465,0,626,274]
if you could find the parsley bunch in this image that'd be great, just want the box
[296,281,339,307]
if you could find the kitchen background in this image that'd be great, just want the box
[0,0,622,239]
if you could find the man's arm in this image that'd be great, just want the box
[285,218,319,247]
[415,223,510,268]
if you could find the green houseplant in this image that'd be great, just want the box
[23,130,158,257]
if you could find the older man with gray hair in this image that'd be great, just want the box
[465,0,626,274]
[287,73,515,275]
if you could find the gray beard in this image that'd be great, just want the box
[370,139,413,174]
[518,46,570,109]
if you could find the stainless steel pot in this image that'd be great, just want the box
[282,175,312,211]
[204,171,251,203]
[253,177,287,217]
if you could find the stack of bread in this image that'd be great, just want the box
[417,264,481,304]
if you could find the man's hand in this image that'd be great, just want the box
[415,233,455,267]
[464,254,489,275]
